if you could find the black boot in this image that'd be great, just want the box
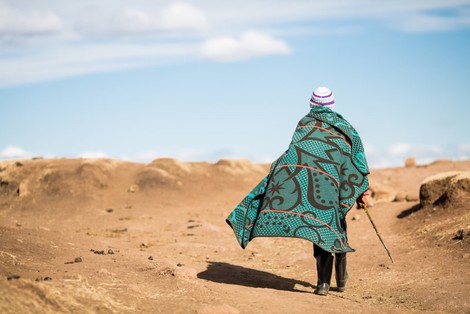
[335,252,348,292]
[314,248,334,296]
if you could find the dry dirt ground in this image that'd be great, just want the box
[0,158,469,314]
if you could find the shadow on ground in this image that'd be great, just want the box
[397,204,422,219]
[198,261,314,293]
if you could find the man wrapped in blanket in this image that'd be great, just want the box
[226,86,369,296]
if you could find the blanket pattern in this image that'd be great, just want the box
[226,107,369,253]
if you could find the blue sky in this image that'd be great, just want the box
[1,0,470,168]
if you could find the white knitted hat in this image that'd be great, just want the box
[310,86,335,108]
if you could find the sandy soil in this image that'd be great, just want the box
[0,158,469,314]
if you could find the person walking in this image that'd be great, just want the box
[226,86,369,296]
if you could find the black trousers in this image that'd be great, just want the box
[313,243,348,289]
[313,244,346,260]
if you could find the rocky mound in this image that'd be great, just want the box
[135,167,182,190]
[214,159,266,175]
[148,158,192,177]
[419,171,470,208]
[0,159,122,200]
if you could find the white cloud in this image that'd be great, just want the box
[363,143,378,155]
[3,1,469,40]
[0,146,32,159]
[0,0,469,86]
[199,0,470,34]
[160,3,209,32]
[387,142,443,158]
[0,3,63,37]
[75,3,208,37]
[79,151,108,159]
[364,142,448,168]
[0,30,290,86]
[201,31,291,61]
[387,143,412,156]
[391,12,470,32]
[416,145,442,155]
[458,143,470,158]
[458,143,470,153]
[0,41,197,87]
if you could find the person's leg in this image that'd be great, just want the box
[313,244,333,296]
[335,252,348,292]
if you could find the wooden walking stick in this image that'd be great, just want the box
[361,204,394,263]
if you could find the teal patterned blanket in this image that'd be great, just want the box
[226,107,369,253]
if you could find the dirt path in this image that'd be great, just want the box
[0,158,469,313]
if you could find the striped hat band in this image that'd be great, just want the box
[310,87,335,108]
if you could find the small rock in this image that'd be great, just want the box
[369,183,396,202]
[107,249,114,255]
[158,267,175,276]
[35,276,53,282]
[187,224,201,229]
[128,184,139,193]
[394,192,407,202]
[404,157,416,168]
[366,199,375,207]
[177,263,184,267]
[15,162,23,167]
[110,228,127,234]
[352,214,361,221]
[140,243,149,248]
[148,256,154,260]
[106,208,114,213]
[453,229,466,240]
[17,182,28,197]
[7,275,20,280]
[405,194,419,202]
[74,257,82,263]
[64,261,74,265]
